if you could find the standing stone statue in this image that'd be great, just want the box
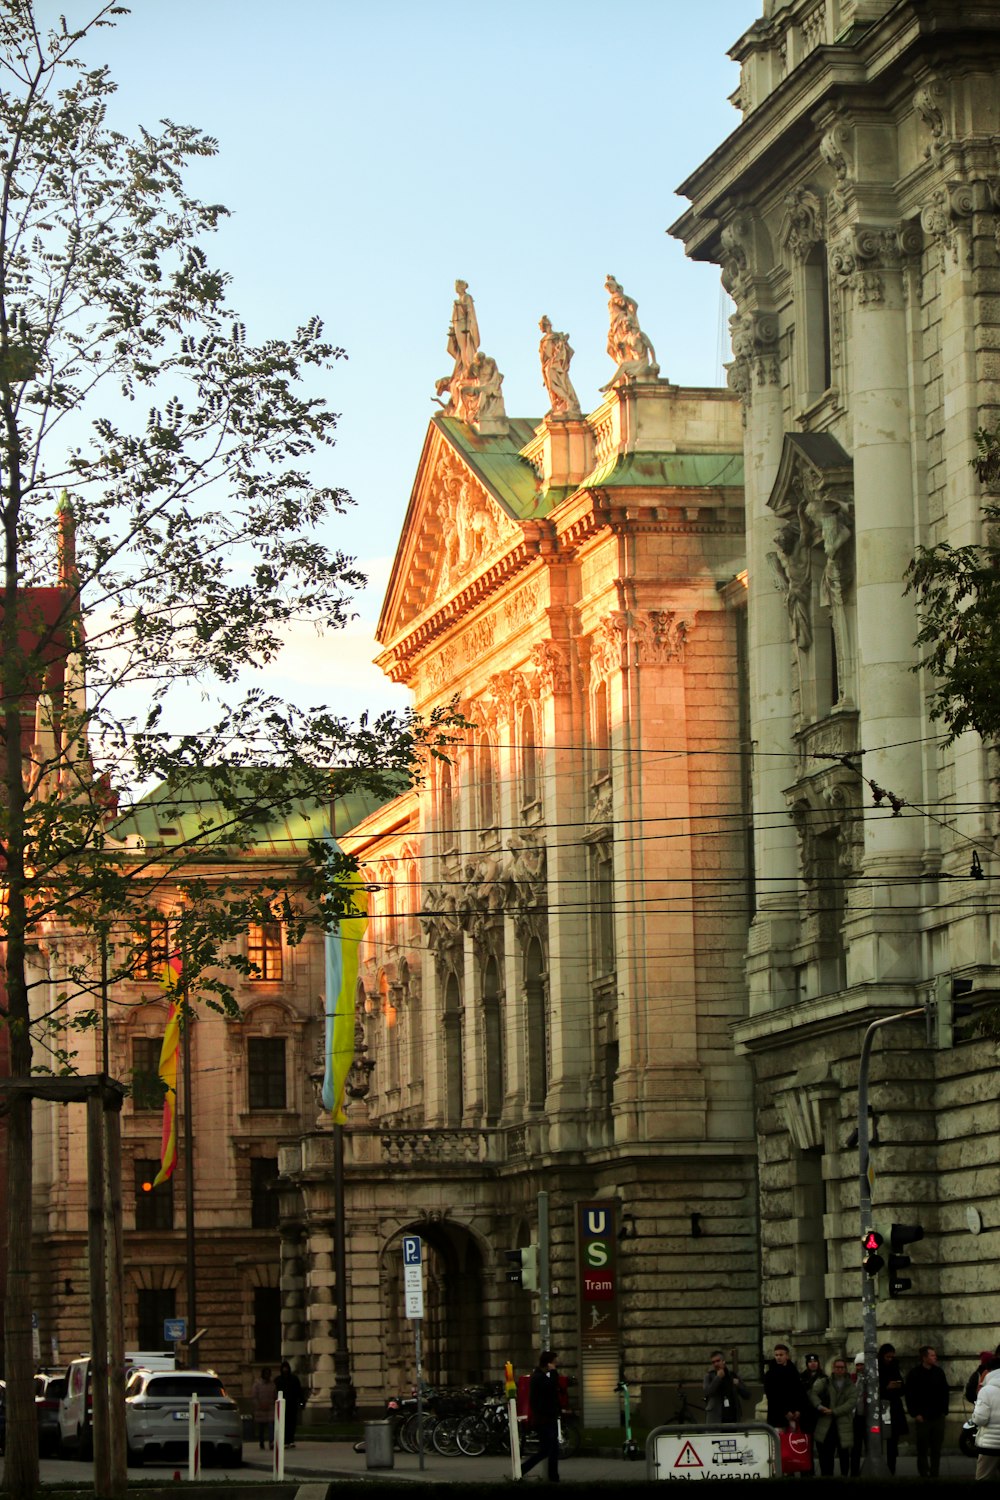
[433,280,507,432]
[538,316,582,418]
[601,273,660,389]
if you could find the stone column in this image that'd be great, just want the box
[832,225,923,980]
[733,308,799,1013]
[303,1217,338,1412]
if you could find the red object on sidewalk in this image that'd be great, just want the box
[779,1422,813,1474]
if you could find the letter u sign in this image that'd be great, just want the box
[586,1210,609,1236]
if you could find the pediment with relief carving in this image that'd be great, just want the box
[386,439,521,638]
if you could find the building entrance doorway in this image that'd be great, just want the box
[383,1221,486,1388]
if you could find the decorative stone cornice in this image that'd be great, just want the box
[819,119,853,211]
[913,72,947,160]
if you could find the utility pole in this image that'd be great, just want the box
[857,1008,923,1477]
[181,983,197,1362]
[538,1191,551,1350]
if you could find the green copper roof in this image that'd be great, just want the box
[436,415,550,519]
[116,775,398,857]
[582,450,744,489]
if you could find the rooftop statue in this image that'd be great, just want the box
[601,273,660,390]
[433,280,507,432]
[538,316,582,418]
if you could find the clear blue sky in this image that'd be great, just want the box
[85,1,760,724]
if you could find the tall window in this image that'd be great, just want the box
[131,919,171,981]
[135,1158,173,1231]
[251,1157,280,1229]
[444,974,464,1126]
[248,1037,287,1110]
[593,681,610,779]
[525,939,548,1109]
[439,760,455,844]
[248,922,283,981]
[478,734,497,827]
[591,846,615,977]
[521,706,537,807]
[137,1287,176,1351]
[483,955,504,1123]
[131,1036,166,1112]
[803,245,832,400]
[253,1287,282,1362]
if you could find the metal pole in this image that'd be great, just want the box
[415,1318,424,1473]
[538,1190,551,1350]
[858,1007,923,1478]
[104,1087,127,1499]
[332,1121,355,1417]
[87,1090,110,1495]
[181,982,197,1356]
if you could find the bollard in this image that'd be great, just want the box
[187,1396,201,1481]
[364,1419,395,1470]
[274,1393,286,1479]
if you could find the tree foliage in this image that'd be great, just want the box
[904,426,1000,744]
[0,7,459,1494]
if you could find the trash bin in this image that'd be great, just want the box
[364,1419,395,1470]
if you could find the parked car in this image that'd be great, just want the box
[34,1372,66,1455]
[58,1351,176,1457]
[124,1369,242,1466]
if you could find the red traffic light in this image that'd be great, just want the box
[863,1231,883,1251]
[863,1229,885,1276]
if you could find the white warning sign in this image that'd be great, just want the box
[651,1426,776,1481]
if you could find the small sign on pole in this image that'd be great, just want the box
[165,1317,187,1344]
[401,1235,425,1471]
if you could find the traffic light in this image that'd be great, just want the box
[888,1222,924,1297]
[933,974,976,1048]
[504,1245,538,1291]
[862,1229,884,1277]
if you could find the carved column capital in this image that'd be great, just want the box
[781,186,825,263]
[530,639,571,697]
[920,182,975,262]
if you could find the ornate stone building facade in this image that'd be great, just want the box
[672,0,1000,1361]
[279,289,759,1419]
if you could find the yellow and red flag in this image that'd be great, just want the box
[152,951,182,1186]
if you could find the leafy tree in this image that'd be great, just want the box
[0,7,456,1495]
[904,426,1000,744]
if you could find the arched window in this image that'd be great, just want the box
[482,955,503,1123]
[439,759,456,844]
[478,734,497,828]
[525,938,547,1109]
[521,706,537,808]
[444,973,464,1125]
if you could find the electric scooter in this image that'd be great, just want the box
[614,1378,640,1460]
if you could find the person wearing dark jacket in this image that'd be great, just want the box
[275,1360,305,1447]
[877,1344,908,1476]
[703,1351,750,1425]
[763,1344,806,1430]
[520,1350,562,1482]
[904,1345,950,1479]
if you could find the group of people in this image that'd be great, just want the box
[250,1361,306,1449]
[703,1342,952,1478]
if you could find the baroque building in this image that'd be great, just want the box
[671,0,1000,1360]
[28,788,386,1395]
[279,282,760,1421]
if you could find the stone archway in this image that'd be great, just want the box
[383,1220,486,1388]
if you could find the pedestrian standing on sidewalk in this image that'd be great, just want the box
[703,1350,750,1425]
[905,1345,950,1479]
[520,1350,561,1483]
[251,1366,277,1450]
[276,1360,305,1448]
[972,1360,1000,1480]
[763,1344,805,1431]
[878,1343,908,1475]
[810,1355,855,1477]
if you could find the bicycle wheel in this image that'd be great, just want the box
[558,1417,582,1459]
[397,1413,419,1453]
[456,1414,489,1457]
[431,1415,462,1456]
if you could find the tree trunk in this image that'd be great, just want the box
[5,1089,38,1499]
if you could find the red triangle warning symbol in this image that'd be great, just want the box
[674,1440,703,1468]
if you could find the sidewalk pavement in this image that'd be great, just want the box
[242,1435,979,1485]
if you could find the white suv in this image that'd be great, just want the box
[124,1369,242,1466]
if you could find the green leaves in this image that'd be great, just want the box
[905,446,1000,744]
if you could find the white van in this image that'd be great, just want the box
[59,1352,176,1455]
